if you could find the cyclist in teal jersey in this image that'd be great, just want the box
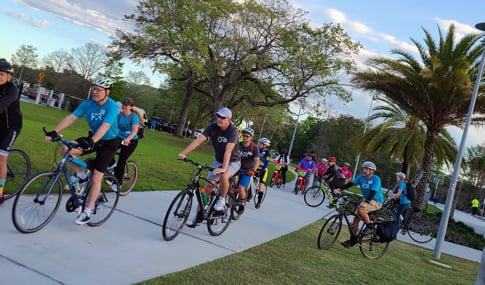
[333,161,383,248]
[45,75,120,225]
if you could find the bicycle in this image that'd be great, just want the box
[293,167,308,195]
[303,180,337,208]
[382,199,435,243]
[106,154,139,196]
[3,148,31,200]
[246,171,267,207]
[162,158,233,241]
[269,161,284,188]
[317,193,391,259]
[11,131,120,233]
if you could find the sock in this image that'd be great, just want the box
[0,178,5,195]
[84,208,92,217]
[76,171,87,180]
[0,186,4,197]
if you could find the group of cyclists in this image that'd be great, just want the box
[0,58,142,224]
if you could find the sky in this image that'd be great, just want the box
[1,0,484,149]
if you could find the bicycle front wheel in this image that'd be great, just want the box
[359,231,390,259]
[304,186,326,207]
[4,148,31,200]
[87,174,120,226]
[207,196,232,236]
[162,190,193,241]
[317,215,342,249]
[12,171,63,233]
[119,160,138,196]
[407,216,434,243]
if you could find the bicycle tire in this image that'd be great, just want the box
[162,189,193,241]
[119,160,138,196]
[4,148,31,200]
[269,175,275,188]
[359,231,390,259]
[317,214,342,249]
[230,191,244,220]
[407,216,434,244]
[207,195,232,236]
[304,186,326,207]
[87,174,120,226]
[253,184,268,207]
[11,171,63,233]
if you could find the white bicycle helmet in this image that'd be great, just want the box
[258,137,271,147]
[395,172,406,180]
[361,161,376,170]
[0,58,14,74]
[242,128,255,136]
[92,75,114,89]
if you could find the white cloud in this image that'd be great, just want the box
[6,11,49,28]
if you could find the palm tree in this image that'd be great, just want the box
[354,96,458,179]
[352,25,485,208]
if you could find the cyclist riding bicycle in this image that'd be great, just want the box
[237,128,260,213]
[333,161,384,248]
[321,156,346,207]
[274,149,289,187]
[0,59,22,205]
[316,158,328,185]
[255,137,270,209]
[389,171,410,226]
[296,152,316,191]
[44,74,120,225]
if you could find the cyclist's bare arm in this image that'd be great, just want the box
[178,134,207,159]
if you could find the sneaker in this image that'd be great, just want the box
[185,218,198,228]
[236,203,245,215]
[110,183,119,191]
[75,213,90,225]
[341,238,357,248]
[362,223,376,235]
[214,198,225,211]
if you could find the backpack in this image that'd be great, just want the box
[375,221,399,243]
[119,113,144,139]
[405,182,416,201]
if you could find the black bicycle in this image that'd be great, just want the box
[162,158,233,241]
[317,194,391,259]
[11,132,120,233]
[106,154,139,196]
[3,148,31,200]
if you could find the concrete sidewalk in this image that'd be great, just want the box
[0,187,482,285]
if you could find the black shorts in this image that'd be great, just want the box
[0,128,20,156]
[76,137,119,173]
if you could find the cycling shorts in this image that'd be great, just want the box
[0,129,20,156]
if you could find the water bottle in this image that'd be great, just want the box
[200,187,208,205]
[67,174,80,192]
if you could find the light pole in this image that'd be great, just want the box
[287,98,304,161]
[450,178,462,219]
[433,23,485,259]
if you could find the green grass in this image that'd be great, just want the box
[137,220,479,285]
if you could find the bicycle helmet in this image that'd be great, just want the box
[92,74,114,89]
[259,137,271,146]
[395,172,406,180]
[0,58,14,74]
[361,161,377,170]
[344,162,350,167]
[328,156,337,163]
[242,127,254,136]
[321,158,328,162]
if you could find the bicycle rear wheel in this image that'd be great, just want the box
[87,174,120,226]
[407,216,434,243]
[207,195,232,236]
[304,186,326,207]
[359,231,390,259]
[4,148,31,200]
[11,171,63,233]
[317,215,342,249]
[162,189,193,241]
[119,160,138,196]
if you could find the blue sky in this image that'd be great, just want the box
[1,0,484,148]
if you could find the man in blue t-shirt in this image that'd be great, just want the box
[45,75,119,225]
[178,107,241,218]
[333,161,383,248]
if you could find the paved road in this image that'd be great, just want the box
[0,187,482,285]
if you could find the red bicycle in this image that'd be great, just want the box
[293,167,308,195]
[269,161,285,188]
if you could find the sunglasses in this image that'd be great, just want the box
[243,135,251,138]
[216,114,226,119]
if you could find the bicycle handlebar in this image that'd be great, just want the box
[180,158,216,172]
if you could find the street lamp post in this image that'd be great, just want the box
[288,98,304,161]
[353,93,375,178]
[433,23,485,259]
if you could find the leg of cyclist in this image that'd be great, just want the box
[209,160,241,212]
[113,139,138,188]
[281,165,287,187]
[237,172,251,213]
[256,168,268,208]
[358,201,382,235]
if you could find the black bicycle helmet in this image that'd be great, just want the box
[0,58,14,74]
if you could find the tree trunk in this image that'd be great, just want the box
[174,71,194,137]
[415,130,437,212]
